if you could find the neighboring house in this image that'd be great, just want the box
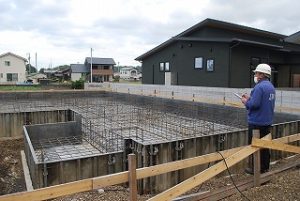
[26,73,47,84]
[44,68,71,81]
[70,64,89,81]
[119,67,142,80]
[0,52,27,83]
[71,57,115,82]
[136,18,300,88]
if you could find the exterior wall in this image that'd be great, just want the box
[140,26,299,88]
[71,73,82,81]
[230,45,271,88]
[142,41,230,87]
[0,54,26,83]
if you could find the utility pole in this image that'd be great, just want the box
[28,53,31,74]
[35,52,37,72]
[90,48,93,83]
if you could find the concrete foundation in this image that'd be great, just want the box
[0,110,74,138]
[0,91,299,193]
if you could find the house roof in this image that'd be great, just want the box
[27,73,47,79]
[285,31,300,44]
[85,57,116,65]
[0,52,27,61]
[135,18,287,61]
[120,67,136,71]
[70,64,89,73]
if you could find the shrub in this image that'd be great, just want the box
[71,79,84,89]
[113,75,120,82]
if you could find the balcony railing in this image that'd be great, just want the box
[92,69,113,75]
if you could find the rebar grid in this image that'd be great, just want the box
[32,136,101,162]
[1,92,247,163]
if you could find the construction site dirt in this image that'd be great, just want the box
[0,138,25,195]
[1,138,299,201]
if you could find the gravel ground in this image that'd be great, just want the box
[225,168,300,201]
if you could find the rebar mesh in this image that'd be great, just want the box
[2,91,249,163]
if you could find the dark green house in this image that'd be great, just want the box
[135,18,300,88]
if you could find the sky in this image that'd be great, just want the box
[0,0,299,69]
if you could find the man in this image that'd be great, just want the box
[241,63,275,174]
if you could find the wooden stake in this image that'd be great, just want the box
[128,154,137,201]
[252,129,261,187]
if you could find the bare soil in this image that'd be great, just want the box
[0,138,26,195]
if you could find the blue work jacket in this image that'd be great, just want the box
[245,79,275,126]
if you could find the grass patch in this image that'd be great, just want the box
[0,85,42,91]
[118,79,142,84]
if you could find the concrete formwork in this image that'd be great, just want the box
[1,91,299,193]
[0,110,74,138]
[126,120,300,193]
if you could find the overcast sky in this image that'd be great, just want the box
[0,0,299,69]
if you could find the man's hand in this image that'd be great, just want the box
[241,94,249,105]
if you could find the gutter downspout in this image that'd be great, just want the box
[228,41,241,87]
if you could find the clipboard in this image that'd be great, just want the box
[233,93,242,99]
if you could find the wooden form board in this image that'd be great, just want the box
[147,134,272,201]
[0,133,299,201]
[0,179,92,201]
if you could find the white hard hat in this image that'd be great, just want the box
[253,63,271,76]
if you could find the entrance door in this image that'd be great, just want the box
[165,72,171,86]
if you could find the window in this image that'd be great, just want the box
[206,59,214,72]
[159,62,170,72]
[194,57,203,69]
[165,62,170,71]
[7,73,18,81]
[4,61,10,66]
[159,62,164,71]
[0,73,3,78]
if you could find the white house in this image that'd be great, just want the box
[70,64,89,81]
[119,67,141,80]
[0,52,27,83]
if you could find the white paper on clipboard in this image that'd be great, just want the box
[233,93,242,99]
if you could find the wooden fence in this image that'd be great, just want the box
[0,132,299,201]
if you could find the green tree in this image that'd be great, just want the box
[26,64,37,73]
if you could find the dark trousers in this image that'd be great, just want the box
[248,124,271,172]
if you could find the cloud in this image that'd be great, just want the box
[0,0,299,68]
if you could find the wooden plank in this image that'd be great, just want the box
[136,147,243,180]
[20,150,33,191]
[252,138,300,154]
[252,130,261,187]
[273,133,300,143]
[128,154,137,201]
[174,155,300,201]
[0,179,92,201]
[147,134,272,201]
[92,171,128,189]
